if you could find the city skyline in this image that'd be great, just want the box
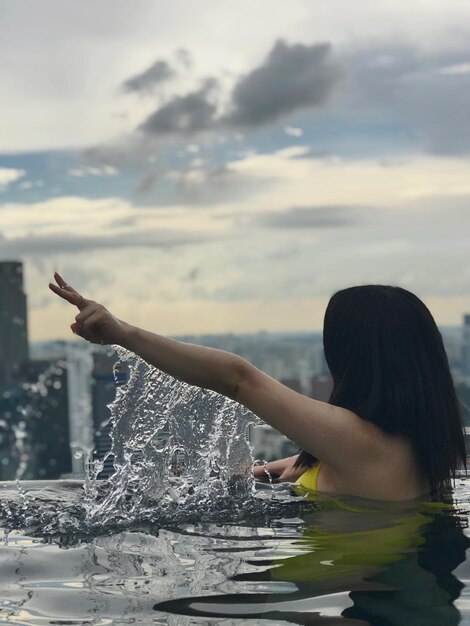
[1,1,470,340]
[12,256,470,341]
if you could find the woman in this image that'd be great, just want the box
[49,273,467,501]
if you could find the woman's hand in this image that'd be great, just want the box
[48,272,129,345]
[252,455,303,483]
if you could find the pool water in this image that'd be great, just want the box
[1,476,470,625]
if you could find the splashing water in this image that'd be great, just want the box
[2,346,300,536]
[83,346,261,527]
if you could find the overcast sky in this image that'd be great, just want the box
[1,0,470,341]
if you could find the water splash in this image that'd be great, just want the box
[82,346,260,526]
[1,346,308,535]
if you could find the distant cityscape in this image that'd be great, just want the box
[1,259,470,480]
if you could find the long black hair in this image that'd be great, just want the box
[294,285,467,496]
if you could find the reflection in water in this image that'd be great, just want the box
[343,513,469,625]
[1,486,470,624]
[155,499,470,625]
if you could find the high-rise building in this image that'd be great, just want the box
[462,314,470,378]
[0,261,29,390]
[0,358,72,480]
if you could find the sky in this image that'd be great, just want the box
[1,0,470,341]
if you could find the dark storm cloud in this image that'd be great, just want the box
[222,40,344,128]
[136,40,343,138]
[256,205,362,229]
[0,230,209,257]
[85,39,345,167]
[122,59,176,94]
[139,79,218,135]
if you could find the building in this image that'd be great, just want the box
[24,359,72,479]
[0,261,75,479]
[0,261,29,390]
[0,358,72,480]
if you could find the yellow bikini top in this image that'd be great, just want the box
[295,460,322,492]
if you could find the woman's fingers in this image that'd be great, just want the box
[49,278,88,310]
[49,282,85,308]
[54,272,77,294]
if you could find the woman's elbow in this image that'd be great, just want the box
[225,355,251,402]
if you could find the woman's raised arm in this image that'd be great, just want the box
[48,272,250,398]
[49,272,378,473]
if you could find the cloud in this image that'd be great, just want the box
[175,48,193,69]
[184,267,199,282]
[345,43,470,154]
[84,37,470,167]
[222,40,344,128]
[159,162,273,205]
[134,170,161,194]
[68,165,118,177]
[121,59,176,94]
[18,179,45,190]
[438,62,470,76]
[138,78,219,136]
[135,40,343,141]
[256,205,361,229]
[0,168,25,191]
[284,125,303,137]
[52,263,109,293]
[0,230,209,258]
[3,1,470,154]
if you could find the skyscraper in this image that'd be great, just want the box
[462,314,470,378]
[0,261,29,390]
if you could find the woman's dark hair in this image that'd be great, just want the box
[294,285,467,496]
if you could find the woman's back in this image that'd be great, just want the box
[312,428,430,501]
